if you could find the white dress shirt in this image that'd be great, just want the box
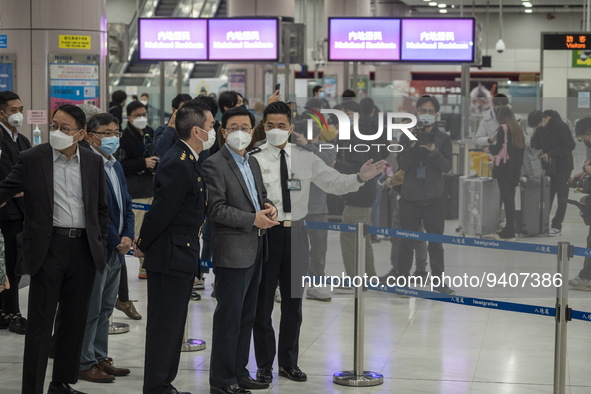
[252,142,362,221]
[52,146,86,228]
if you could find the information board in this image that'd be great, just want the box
[328,18,401,61]
[138,18,208,61]
[48,54,100,113]
[208,18,279,61]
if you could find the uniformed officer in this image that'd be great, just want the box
[251,102,386,383]
[134,101,215,394]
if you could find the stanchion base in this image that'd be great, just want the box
[181,338,206,352]
[108,322,130,335]
[333,371,384,387]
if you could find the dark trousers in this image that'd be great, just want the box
[209,237,263,388]
[397,198,445,278]
[143,270,193,394]
[498,181,517,234]
[305,213,328,277]
[118,255,129,302]
[550,170,571,230]
[578,225,591,279]
[254,224,309,369]
[22,234,95,394]
[0,219,23,314]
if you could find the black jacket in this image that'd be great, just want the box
[334,116,389,207]
[116,124,155,199]
[530,118,576,174]
[108,101,123,127]
[398,129,452,203]
[0,128,31,221]
[137,141,206,277]
[0,143,108,275]
[489,125,525,187]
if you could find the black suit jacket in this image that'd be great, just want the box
[137,141,206,277]
[0,143,108,276]
[0,128,31,221]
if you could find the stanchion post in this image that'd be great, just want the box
[333,222,383,387]
[181,310,206,352]
[553,241,573,394]
[108,315,130,335]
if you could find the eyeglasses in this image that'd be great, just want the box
[93,131,122,138]
[417,108,437,115]
[225,127,253,133]
[49,123,80,134]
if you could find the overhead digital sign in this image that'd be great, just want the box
[138,18,208,61]
[328,18,401,61]
[207,18,279,61]
[543,33,591,50]
[400,18,475,62]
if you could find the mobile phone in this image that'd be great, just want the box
[275,83,281,92]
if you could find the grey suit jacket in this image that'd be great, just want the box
[202,145,273,269]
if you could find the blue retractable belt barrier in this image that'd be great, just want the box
[304,221,591,322]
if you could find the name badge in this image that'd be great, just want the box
[416,166,426,179]
[287,179,302,191]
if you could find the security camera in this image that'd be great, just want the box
[495,39,506,53]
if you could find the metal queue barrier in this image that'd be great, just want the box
[128,202,207,352]
[305,221,588,393]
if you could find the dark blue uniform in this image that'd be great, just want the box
[137,141,206,394]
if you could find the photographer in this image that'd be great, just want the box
[116,101,157,279]
[568,117,591,290]
[396,95,454,295]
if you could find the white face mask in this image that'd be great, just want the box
[140,100,148,106]
[132,116,148,130]
[49,130,79,151]
[197,127,216,150]
[225,130,252,151]
[266,128,290,147]
[5,112,23,128]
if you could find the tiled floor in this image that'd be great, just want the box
[1,146,590,393]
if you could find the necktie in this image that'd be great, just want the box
[280,149,291,213]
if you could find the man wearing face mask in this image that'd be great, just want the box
[117,101,157,280]
[0,104,108,394]
[77,113,135,384]
[0,91,31,335]
[202,106,278,394]
[474,94,509,149]
[397,95,454,295]
[251,102,386,385]
[134,102,213,394]
[139,93,155,127]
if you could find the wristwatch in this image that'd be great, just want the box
[356,173,366,183]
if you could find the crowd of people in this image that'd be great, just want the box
[0,86,589,394]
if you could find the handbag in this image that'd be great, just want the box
[521,146,544,178]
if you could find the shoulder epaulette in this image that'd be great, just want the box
[180,151,187,161]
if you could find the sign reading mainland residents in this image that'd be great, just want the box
[139,19,207,61]
[208,18,278,61]
[59,35,91,49]
[27,110,48,125]
[400,18,475,62]
[328,18,401,61]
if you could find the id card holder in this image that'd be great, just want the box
[287,178,302,191]
[416,166,426,179]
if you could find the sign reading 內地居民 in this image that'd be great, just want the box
[328,18,401,61]
[139,19,207,61]
[400,18,475,62]
[208,18,279,61]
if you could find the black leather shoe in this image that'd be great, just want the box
[9,316,27,335]
[238,376,269,390]
[170,388,191,394]
[255,367,272,383]
[278,366,307,382]
[210,384,251,394]
[47,382,87,394]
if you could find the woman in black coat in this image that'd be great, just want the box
[489,107,525,240]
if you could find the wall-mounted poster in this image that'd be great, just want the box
[48,54,100,113]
